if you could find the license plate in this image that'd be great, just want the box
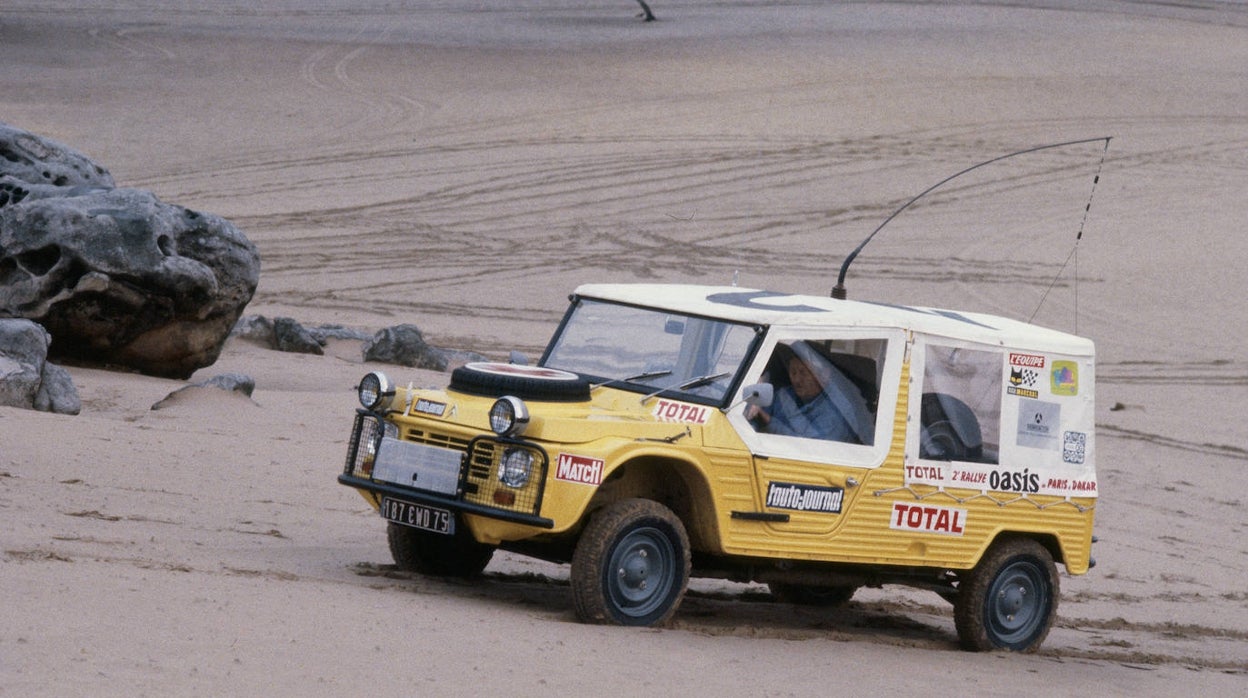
[380,497,455,535]
[372,437,462,495]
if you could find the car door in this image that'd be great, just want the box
[726,328,904,538]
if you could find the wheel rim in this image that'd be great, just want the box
[925,421,961,458]
[984,558,1049,647]
[605,526,676,619]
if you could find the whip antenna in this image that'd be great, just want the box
[831,136,1113,299]
[1029,137,1111,332]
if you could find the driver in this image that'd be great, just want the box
[748,341,874,445]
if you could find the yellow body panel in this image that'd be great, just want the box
[359,354,1095,573]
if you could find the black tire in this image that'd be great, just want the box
[954,538,1058,652]
[449,362,590,402]
[387,520,495,578]
[768,583,858,607]
[923,420,967,459]
[570,499,691,626]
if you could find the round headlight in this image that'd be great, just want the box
[489,396,529,437]
[358,371,394,410]
[498,448,534,488]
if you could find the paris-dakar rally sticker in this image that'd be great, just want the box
[652,399,711,424]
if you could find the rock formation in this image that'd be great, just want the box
[363,324,448,371]
[0,122,259,379]
[0,318,81,415]
[272,317,324,355]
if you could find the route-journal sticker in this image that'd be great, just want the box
[766,482,844,514]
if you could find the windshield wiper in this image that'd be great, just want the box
[592,369,673,391]
[640,372,731,404]
[624,369,674,383]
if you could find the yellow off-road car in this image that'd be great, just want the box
[338,283,1097,652]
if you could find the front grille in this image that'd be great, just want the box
[462,440,547,516]
[343,414,547,517]
[467,441,497,479]
[404,428,471,452]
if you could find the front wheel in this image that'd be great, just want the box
[387,521,495,578]
[570,499,691,626]
[954,538,1058,652]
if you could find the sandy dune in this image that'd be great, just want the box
[2,2,1246,694]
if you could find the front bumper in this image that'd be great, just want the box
[337,473,554,529]
[338,409,555,530]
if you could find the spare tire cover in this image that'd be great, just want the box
[449,362,591,402]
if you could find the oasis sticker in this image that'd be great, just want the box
[766,482,844,514]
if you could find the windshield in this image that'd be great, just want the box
[542,298,760,404]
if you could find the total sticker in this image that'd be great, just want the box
[652,399,711,424]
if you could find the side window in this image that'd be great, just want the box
[919,345,1001,464]
[747,339,884,446]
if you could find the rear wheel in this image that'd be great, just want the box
[387,520,495,578]
[571,499,690,626]
[954,538,1058,652]
[768,583,858,607]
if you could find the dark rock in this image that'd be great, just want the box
[230,315,275,345]
[306,323,371,343]
[0,318,80,415]
[272,316,323,355]
[34,362,81,414]
[0,123,113,190]
[151,372,256,410]
[363,324,448,370]
[0,122,259,379]
[0,319,46,407]
[232,315,371,348]
[196,372,256,397]
[441,348,491,369]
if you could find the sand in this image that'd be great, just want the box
[2,1,1246,695]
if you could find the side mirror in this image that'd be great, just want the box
[741,382,774,408]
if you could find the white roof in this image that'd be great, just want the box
[573,283,1095,357]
